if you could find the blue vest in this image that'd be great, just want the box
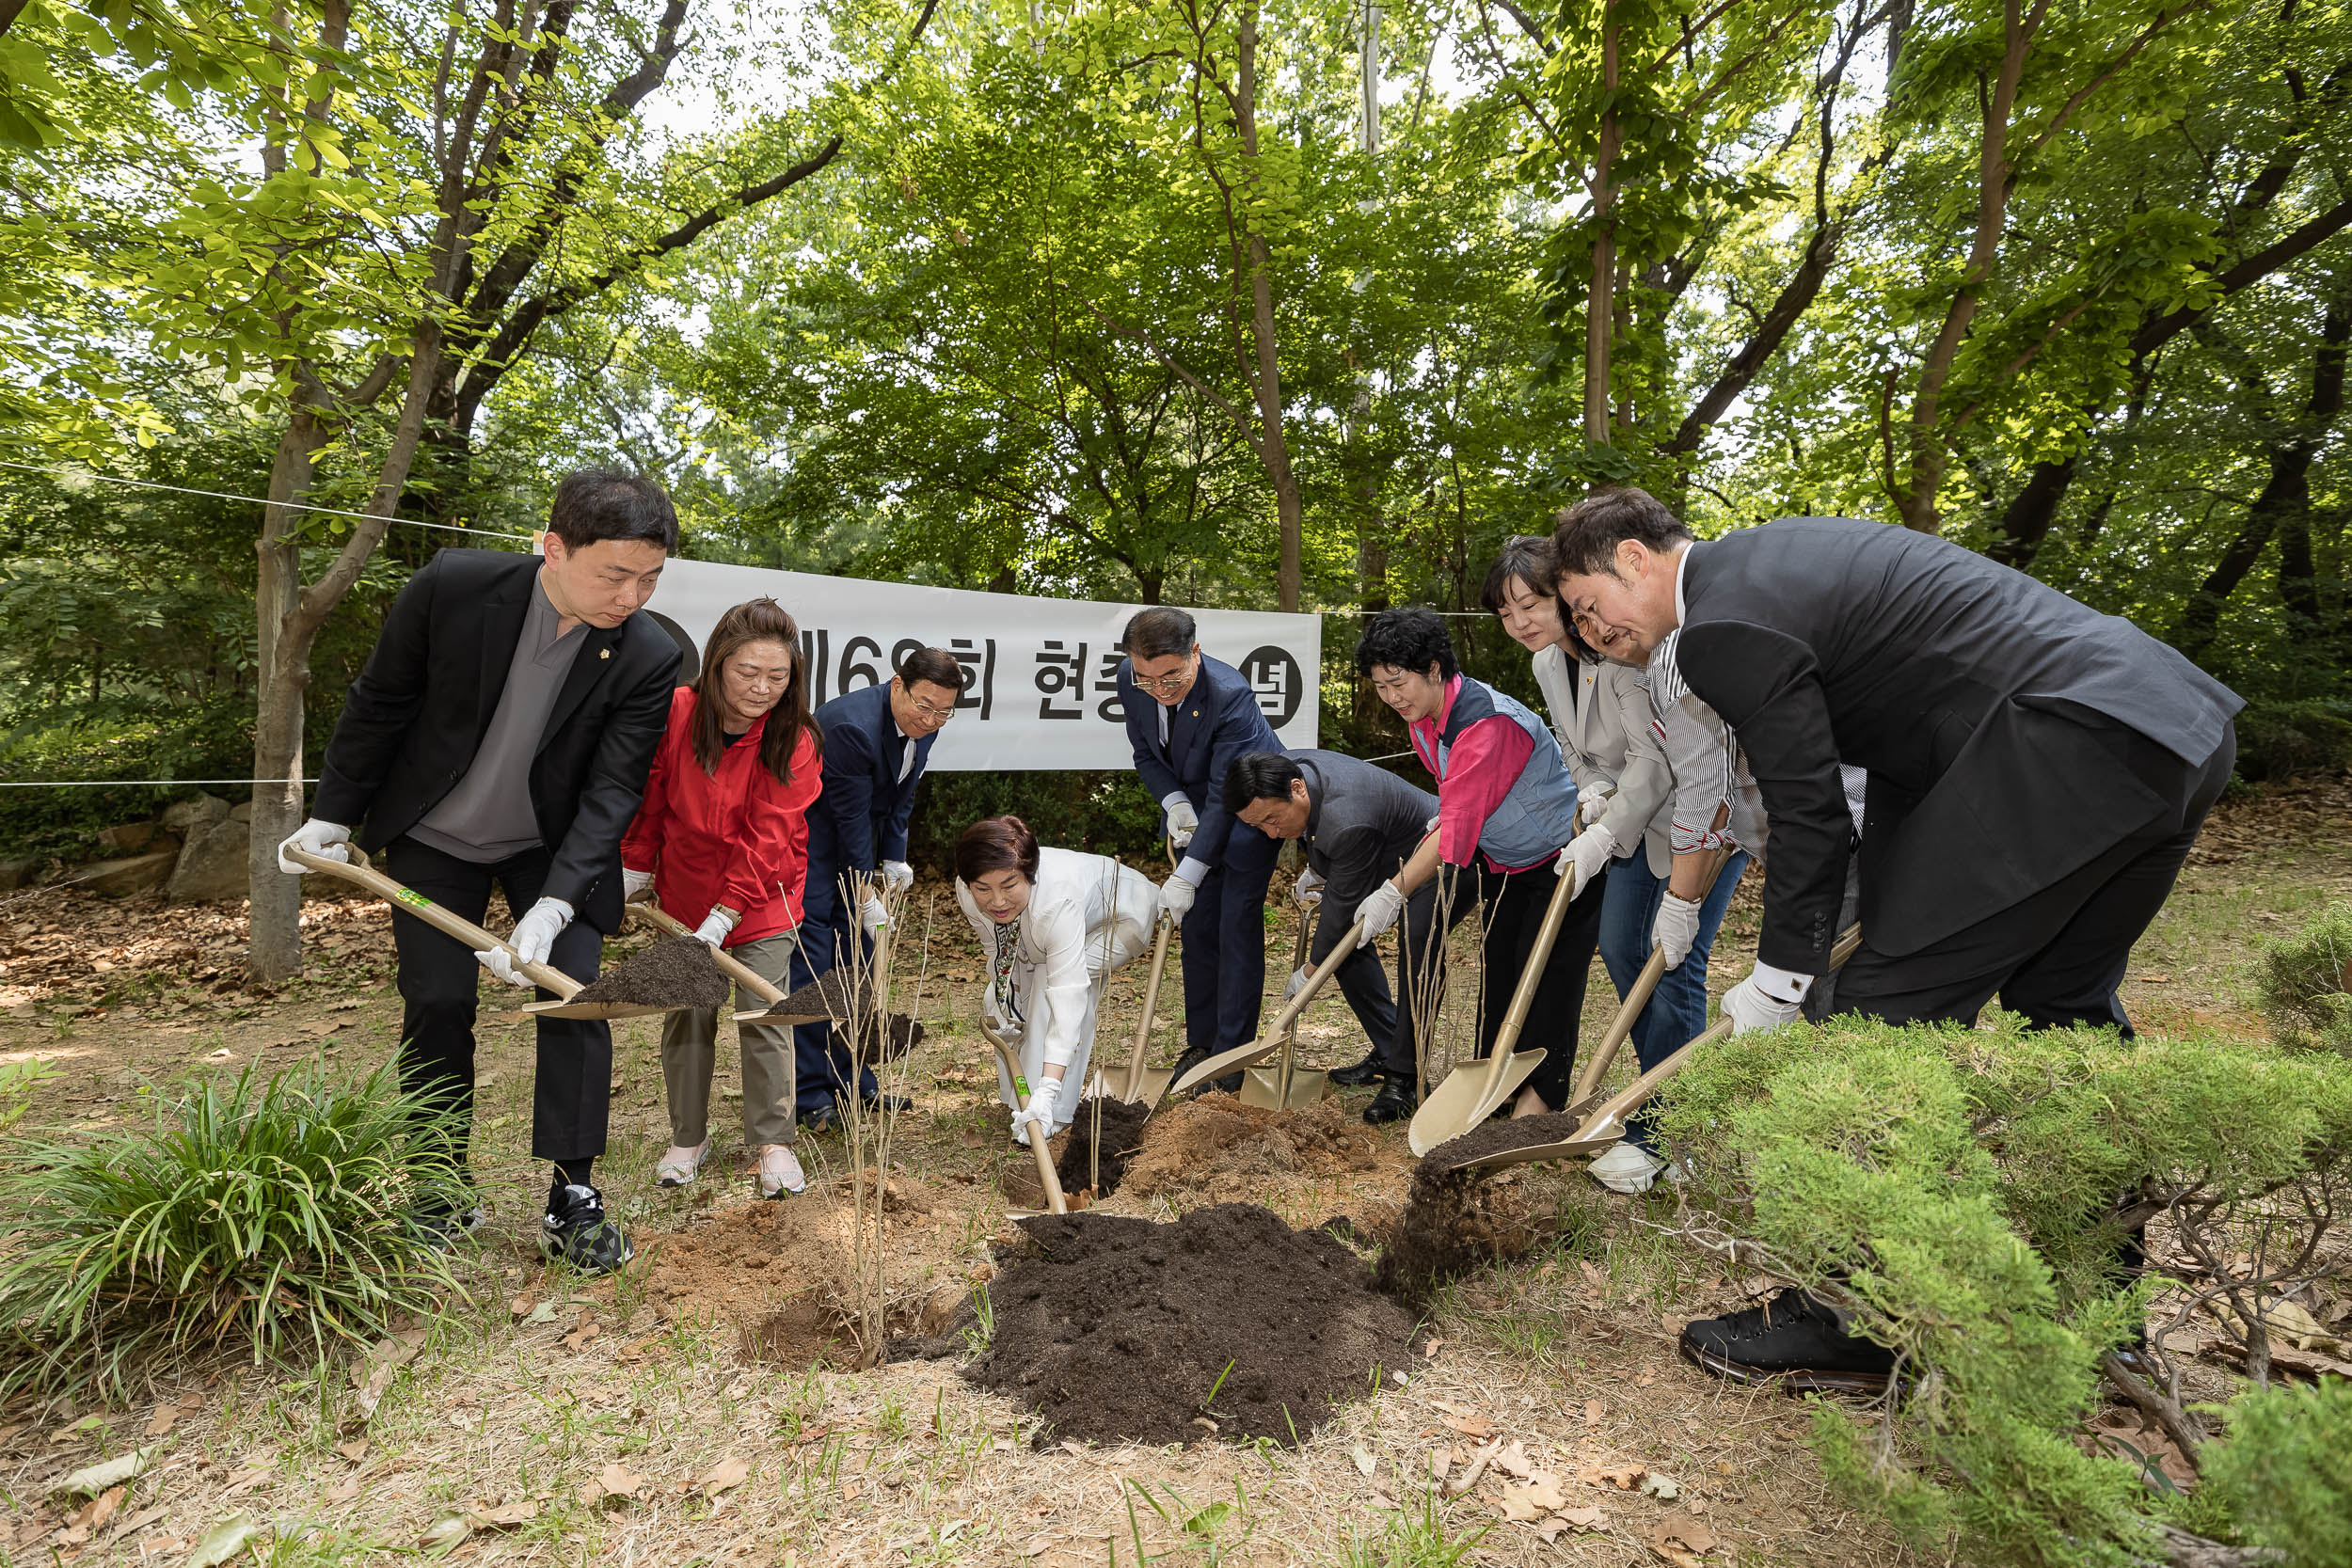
[1434,678,1581,867]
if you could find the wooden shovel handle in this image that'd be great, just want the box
[983,1029,1067,1215]
[1473,855,1586,1101]
[1119,918,1174,1101]
[285,845,578,996]
[631,902,788,1005]
[1568,847,1735,1105]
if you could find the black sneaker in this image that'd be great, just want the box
[1677,1287,1897,1394]
[1329,1052,1384,1089]
[1363,1077,1418,1125]
[540,1183,633,1276]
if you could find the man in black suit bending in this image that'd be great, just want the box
[1549,487,2240,1391]
[279,469,683,1275]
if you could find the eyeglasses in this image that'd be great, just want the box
[906,695,957,721]
[1130,654,1197,695]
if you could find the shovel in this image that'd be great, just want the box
[980,1019,1068,1216]
[625,903,845,1026]
[283,846,683,1021]
[1452,922,1866,1176]
[1154,914,1366,1107]
[1564,847,1735,1108]
[1406,858,1591,1158]
[1112,847,1181,1103]
[1240,902,1328,1112]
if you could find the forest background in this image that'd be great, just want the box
[2,0,2349,979]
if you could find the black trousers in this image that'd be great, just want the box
[385,837,612,1169]
[1835,721,2235,1032]
[1178,822,1281,1056]
[1387,859,1606,1107]
[789,882,878,1117]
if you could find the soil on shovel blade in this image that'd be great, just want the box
[1055,1097,1151,1196]
[1375,1154,1540,1308]
[1421,1111,1589,1174]
[963,1203,1418,1448]
[758,969,857,1022]
[570,937,733,1008]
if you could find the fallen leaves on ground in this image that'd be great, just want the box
[467,1501,539,1529]
[696,1456,752,1496]
[185,1513,262,1568]
[1647,1511,1721,1565]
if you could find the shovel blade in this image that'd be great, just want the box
[732,1006,829,1025]
[1454,1113,1626,1175]
[522,999,689,1021]
[1166,1035,1284,1099]
[1406,1049,1548,1157]
[1239,1066,1329,1111]
[1113,1066,1173,1104]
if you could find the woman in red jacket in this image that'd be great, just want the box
[621,598,823,1199]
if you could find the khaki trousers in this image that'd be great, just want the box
[660,931,798,1148]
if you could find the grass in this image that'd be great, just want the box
[1334,1491,1486,1568]
[0,1057,474,1402]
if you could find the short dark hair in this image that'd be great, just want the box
[1355,607,1457,681]
[955,815,1041,884]
[897,647,967,694]
[1549,486,1692,578]
[1222,751,1304,814]
[547,467,680,553]
[1481,534,1602,665]
[1123,606,1198,662]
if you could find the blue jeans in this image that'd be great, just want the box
[1595,848,1750,1150]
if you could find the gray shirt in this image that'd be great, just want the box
[409,576,585,863]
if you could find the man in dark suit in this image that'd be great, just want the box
[1224,750,1437,1124]
[1117,607,1284,1088]
[1550,487,2240,1391]
[792,647,963,1127]
[279,469,683,1275]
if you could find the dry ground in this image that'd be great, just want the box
[2,776,2348,1568]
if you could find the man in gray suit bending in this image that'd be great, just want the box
[1224,750,1437,1125]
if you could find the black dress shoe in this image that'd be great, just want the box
[1677,1288,1897,1394]
[798,1105,837,1134]
[863,1092,914,1116]
[1363,1077,1419,1125]
[1328,1052,1384,1089]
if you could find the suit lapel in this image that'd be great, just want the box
[474,563,535,747]
[539,623,623,753]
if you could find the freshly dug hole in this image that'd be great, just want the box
[964,1203,1418,1447]
[571,937,732,1008]
[1056,1097,1151,1196]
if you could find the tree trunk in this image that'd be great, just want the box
[246,393,330,983]
[1584,0,1619,447]
[1988,452,2079,569]
[1230,3,1302,613]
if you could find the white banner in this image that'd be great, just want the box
[640,557,1322,771]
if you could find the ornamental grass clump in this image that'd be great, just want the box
[0,1060,473,1402]
[2258,898,2352,1054]
[1655,1016,2352,1568]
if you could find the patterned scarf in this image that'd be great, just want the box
[989,916,1025,1024]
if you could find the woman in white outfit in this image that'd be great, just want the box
[953,816,1159,1145]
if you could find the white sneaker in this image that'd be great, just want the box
[656,1138,710,1188]
[1589,1140,1670,1195]
[755,1144,805,1199]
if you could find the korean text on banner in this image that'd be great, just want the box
[639,558,1321,772]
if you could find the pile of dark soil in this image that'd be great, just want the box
[752,969,857,1022]
[964,1204,1418,1447]
[1375,1156,1538,1307]
[571,937,732,1008]
[1120,1095,1385,1196]
[1056,1097,1150,1196]
[1421,1110,1587,1174]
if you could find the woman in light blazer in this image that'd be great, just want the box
[954,816,1160,1144]
[1483,536,1749,1193]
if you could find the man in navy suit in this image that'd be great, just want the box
[793,646,965,1126]
[1117,607,1283,1088]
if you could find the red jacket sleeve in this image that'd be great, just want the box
[1437,715,1533,866]
[720,727,824,918]
[619,688,691,873]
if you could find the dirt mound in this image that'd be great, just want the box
[1120,1095,1383,1196]
[1057,1097,1151,1196]
[964,1204,1419,1447]
[1422,1110,1588,1174]
[1376,1160,1538,1307]
[573,937,732,1007]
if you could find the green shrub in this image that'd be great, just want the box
[1655,1019,2352,1567]
[0,1059,55,1130]
[0,1060,473,1401]
[2201,1380,2352,1567]
[908,768,1165,873]
[2259,900,2352,1055]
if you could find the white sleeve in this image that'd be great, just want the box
[1031,895,1093,1069]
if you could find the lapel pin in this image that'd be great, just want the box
[599,648,611,659]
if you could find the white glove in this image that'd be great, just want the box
[1012,1075,1062,1136]
[1158,874,1197,922]
[1353,879,1405,950]
[692,907,737,947]
[1653,892,1702,969]
[275,818,351,875]
[1575,784,1615,835]
[1722,974,1804,1035]
[1293,866,1324,907]
[1282,965,1311,1001]
[1554,823,1615,894]
[860,895,891,936]
[509,896,573,968]
[881,860,914,896]
[622,867,655,902]
[1162,793,1200,850]
[476,945,529,988]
